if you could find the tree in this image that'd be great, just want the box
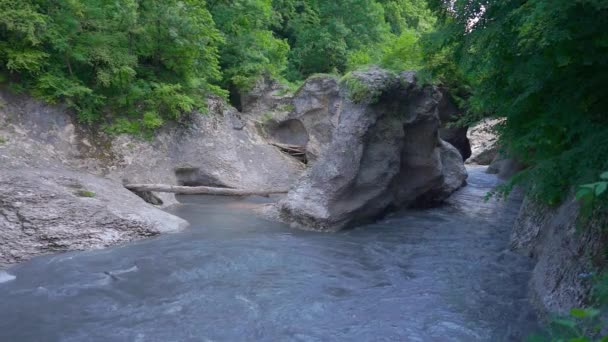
[424,0,608,204]
[209,0,289,91]
[279,0,389,79]
[0,0,223,132]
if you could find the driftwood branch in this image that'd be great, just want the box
[270,142,308,164]
[125,184,288,196]
[270,142,306,153]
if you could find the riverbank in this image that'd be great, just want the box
[0,167,539,341]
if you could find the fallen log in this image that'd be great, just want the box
[125,184,288,196]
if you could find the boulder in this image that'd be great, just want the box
[273,68,468,231]
[437,88,471,161]
[486,154,524,179]
[0,167,188,269]
[466,118,502,165]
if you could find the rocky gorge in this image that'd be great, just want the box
[0,67,604,331]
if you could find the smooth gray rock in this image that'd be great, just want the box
[511,196,607,316]
[274,68,468,231]
[0,167,188,269]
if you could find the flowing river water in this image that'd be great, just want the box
[0,167,539,341]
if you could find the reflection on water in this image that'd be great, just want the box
[0,167,537,341]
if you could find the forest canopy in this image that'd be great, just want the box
[0,0,432,131]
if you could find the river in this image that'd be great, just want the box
[0,167,538,341]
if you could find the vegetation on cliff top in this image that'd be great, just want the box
[0,0,432,133]
[1,0,606,204]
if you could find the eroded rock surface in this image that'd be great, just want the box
[0,91,303,202]
[272,68,468,231]
[467,118,502,165]
[261,75,340,163]
[0,89,303,268]
[511,196,608,316]
[0,167,187,269]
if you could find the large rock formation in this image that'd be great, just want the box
[0,89,303,268]
[0,90,303,205]
[271,68,468,231]
[511,196,607,316]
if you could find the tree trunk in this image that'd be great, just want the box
[124,184,288,196]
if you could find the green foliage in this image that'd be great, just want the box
[376,0,436,34]
[346,30,423,72]
[529,308,605,342]
[105,118,143,136]
[210,0,289,91]
[379,30,424,71]
[0,0,437,132]
[275,0,391,79]
[76,189,96,198]
[0,136,6,144]
[278,104,295,112]
[260,112,274,123]
[344,0,434,73]
[0,0,222,130]
[425,3,608,337]
[340,72,385,104]
[577,172,608,217]
[425,0,608,206]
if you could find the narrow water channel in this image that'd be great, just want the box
[0,167,538,341]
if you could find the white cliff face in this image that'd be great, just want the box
[466,118,503,165]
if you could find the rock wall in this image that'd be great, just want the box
[511,195,607,316]
[270,68,467,231]
[0,89,303,268]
